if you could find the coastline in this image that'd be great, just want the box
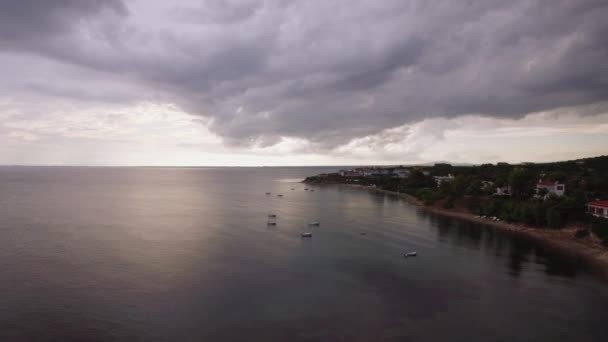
[325,183,608,280]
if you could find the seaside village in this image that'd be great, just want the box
[332,166,608,218]
[334,166,574,199]
[306,157,608,246]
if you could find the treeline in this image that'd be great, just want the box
[304,155,608,244]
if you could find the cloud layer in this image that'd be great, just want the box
[1,0,607,163]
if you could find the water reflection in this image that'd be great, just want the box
[1,167,607,342]
[418,210,585,280]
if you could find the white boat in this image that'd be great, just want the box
[360,232,367,235]
[310,189,315,192]
[268,214,277,218]
[277,194,284,197]
[267,222,277,226]
[404,252,417,257]
[265,192,271,195]
[301,232,312,237]
[308,221,320,226]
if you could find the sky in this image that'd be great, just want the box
[1,0,607,166]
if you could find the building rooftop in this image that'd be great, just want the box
[588,200,608,208]
[537,180,561,186]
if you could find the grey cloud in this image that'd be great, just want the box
[1,0,608,149]
[0,0,127,46]
[171,0,259,24]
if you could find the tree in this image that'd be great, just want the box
[465,179,483,196]
[405,170,435,188]
[546,207,564,229]
[509,168,535,198]
[432,163,453,176]
[451,175,470,196]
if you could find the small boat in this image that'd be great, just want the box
[290,188,295,190]
[404,252,417,257]
[265,192,271,195]
[277,194,283,197]
[310,189,315,192]
[308,221,320,226]
[301,232,312,238]
[304,188,309,191]
[267,215,277,225]
[360,232,367,235]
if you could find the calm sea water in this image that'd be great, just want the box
[0,166,607,341]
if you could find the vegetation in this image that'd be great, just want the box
[304,155,608,234]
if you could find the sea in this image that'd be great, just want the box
[0,166,607,341]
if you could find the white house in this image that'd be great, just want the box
[481,181,494,191]
[494,185,511,196]
[434,174,454,187]
[369,168,393,176]
[362,168,375,177]
[339,169,363,177]
[536,180,565,198]
[587,201,608,219]
[395,169,411,178]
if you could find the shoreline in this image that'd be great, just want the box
[321,182,608,280]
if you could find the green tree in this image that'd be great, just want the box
[433,163,453,176]
[509,168,535,198]
[465,179,483,196]
[546,207,564,229]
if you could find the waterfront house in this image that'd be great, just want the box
[340,169,363,177]
[372,168,393,177]
[535,180,565,198]
[481,180,494,191]
[360,168,374,177]
[395,169,411,178]
[587,200,608,219]
[434,174,454,187]
[494,185,511,196]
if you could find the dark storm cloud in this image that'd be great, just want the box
[1,0,607,147]
[0,0,127,46]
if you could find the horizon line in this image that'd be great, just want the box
[0,154,604,169]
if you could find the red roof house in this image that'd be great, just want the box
[587,200,608,219]
[535,179,565,198]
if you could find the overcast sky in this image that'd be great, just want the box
[1,0,607,166]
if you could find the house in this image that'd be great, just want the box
[587,200,608,219]
[536,180,565,197]
[481,180,494,190]
[434,174,454,187]
[369,168,393,177]
[339,169,363,177]
[394,169,411,178]
[494,185,511,196]
[361,168,375,177]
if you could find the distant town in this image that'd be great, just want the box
[305,155,608,247]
